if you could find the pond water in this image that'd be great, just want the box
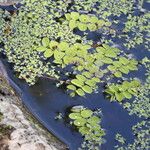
[0,1,149,150]
[0,45,145,149]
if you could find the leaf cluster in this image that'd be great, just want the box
[107,57,138,78]
[105,79,141,102]
[65,12,111,31]
[69,107,105,147]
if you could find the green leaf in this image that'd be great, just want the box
[79,126,90,135]
[77,22,87,31]
[130,80,140,87]
[81,109,93,118]
[44,49,53,58]
[105,21,112,26]
[123,91,132,99]
[70,12,79,20]
[76,74,86,81]
[42,37,49,47]
[119,67,129,74]
[76,88,85,96]
[114,71,122,77]
[69,20,77,30]
[69,113,82,120]
[92,77,100,83]
[113,61,122,67]
[115,93,124,101]
[54,50,65,60]
[90,16,99,23]
[58,42,69,51]
[82,85,93,94]
[74,118,86,126]
[83,72,92,78]
[70,92,76,97]
[97,20,105,27]
[87,116,100,125]
[65,13,71,20]
[85,80,96,87]
[87,23,97,31]
[79,14,89,23]
[102,58,113,64]
[107,65,116,71]
[63,56,72,65]
[119,57,129,65]
[77,66,84,71]
[49,41,58,49]
[67,85,76,91]
[105,50,117,58]
[71,79,84,87]
[37,46,47,52]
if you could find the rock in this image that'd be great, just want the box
[0,61,66,150]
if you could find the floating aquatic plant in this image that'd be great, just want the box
[0,0,145,98]
[115,121,150,150]
[69,106,105,149]
[105,79,141,102]
[107,57,138,78]
[123,58,150,118]
[65,12,111,31]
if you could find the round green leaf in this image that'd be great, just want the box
[49,41,58,49]
[69,20,77,30]
[70,12,79,20]
[79,126,90,135]
[74,118,86,126]
[69,113,82,120]
[90,16,99,23]
[58,42,69,51]
[44,49,53,58]
[77,22,87,31]
[81,109,93,118]
[79,14,89,23]
[87,23,97,31]
[87,116,100,125]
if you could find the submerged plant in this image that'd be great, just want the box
[105,79,141,102]
[69,106,105,149]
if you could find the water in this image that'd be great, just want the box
[1,53,143,150]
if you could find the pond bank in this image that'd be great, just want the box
[0,60,66,150]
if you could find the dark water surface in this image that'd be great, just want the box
[0,2,149,150]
